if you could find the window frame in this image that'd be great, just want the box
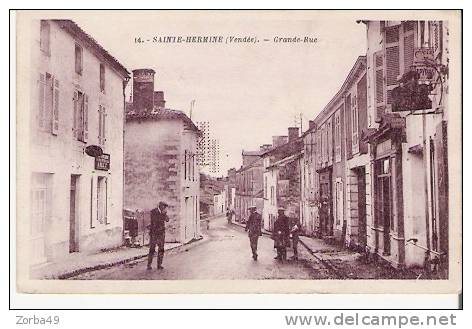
[40,20,51,56]
[99,63,106,93]
[75,43,83,75]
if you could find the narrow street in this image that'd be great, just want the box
[71,215,330,280]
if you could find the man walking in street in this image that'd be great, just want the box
[245,206,262,261]
[273,207,290,261]
[290,216,301,260]
[147,201,169,270]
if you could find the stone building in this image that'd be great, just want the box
[262,128,303,231]
[362,21,449,272]
[19,19,130,270]
[300,56,367,244]
[234,149,265,223]
[124,69,201,243]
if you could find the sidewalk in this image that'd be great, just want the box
[299,236,419,279]
[31,238,203,280]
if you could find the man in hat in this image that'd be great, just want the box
[273,207,290,261]
[245,206,262,260]
[147,201,169,270]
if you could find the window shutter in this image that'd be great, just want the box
[402,21,416,74]
[374,51,385,122]
[384,25,400,107]
[38,73,46,129]
[345,94,352,159]
[103,109,107,144]
[98,106,103,145]
[51,78,59,135]
[73,91,78,138]
[83,94,89,142]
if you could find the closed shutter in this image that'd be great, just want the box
[357,73,368,154]
[83,94,89,142]
[51,78,59,135]
[38,73,46,129]
[374,51,385,122]
[345,94,352,159]
[403,21,416,74]
[385,25,400,107]
[73,91,78,138]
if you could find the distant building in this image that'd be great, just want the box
[125,69,201,243]
[196,121,210,166]
[22,19,130,270]
[209,138,221,174]
[234,148,265,223]
[262,128,303,231]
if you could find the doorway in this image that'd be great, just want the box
[69,175,80,253]
[319,169,333,236]
[375,158,392,256]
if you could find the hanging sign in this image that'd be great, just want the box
[95,153,110,171]
[414,47,435,82]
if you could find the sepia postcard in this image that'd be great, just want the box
[14,9,462,295]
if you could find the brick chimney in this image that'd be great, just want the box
[309,120,315,129]
[288,127,299,142]
[132,68,155,114]
[154,91,166,109]
[272,136,288,147]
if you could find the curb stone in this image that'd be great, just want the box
[54,235,206,280]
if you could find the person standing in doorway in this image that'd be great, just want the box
[245,206,262,261]
[273,208,290,261]
[147,201,169,270]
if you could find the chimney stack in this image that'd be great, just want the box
[154,91,166,109]
[288,127,300,142]
[309,120,315,129]
[272,136,288,147]
[132,68,155,114]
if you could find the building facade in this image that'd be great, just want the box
[234,150,264,223]
[363,21,449,271]
[262,128,303,231]
[23,20,130,269]
[300,56,367,245]
[125,69,201,243]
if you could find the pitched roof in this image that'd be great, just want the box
[242,150,264,156]
[52,20,129,79]
[126,104,201,134]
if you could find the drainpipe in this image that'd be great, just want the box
[422,112,431,270]
[122,76,130,244]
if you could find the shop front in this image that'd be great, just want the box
[366,116,406,268]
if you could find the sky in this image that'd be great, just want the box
[71,11,366,176]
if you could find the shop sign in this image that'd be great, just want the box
[95,153,110,171]
[414,47,435,82]
[377,139,392,158]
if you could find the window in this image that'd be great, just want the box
[40,20,50,55]
[270,186,275,205]
[99,63,105,92]
[75,44,83,75]
[98,105,106,145]
[264,176,268,199]
[97,176,108,224]
[352,94,359,154]
[73,91,88,142]
[184,150,187,180]
[37,73,59,134]
[335,112,341,162]
[335,181,343,226]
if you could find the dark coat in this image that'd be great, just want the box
[290,218,301,239]
[273,214,290,248]
[149,207,169,238]
[245,212,262,237]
